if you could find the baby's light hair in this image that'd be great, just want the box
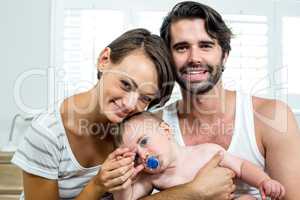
[114,112,163,147]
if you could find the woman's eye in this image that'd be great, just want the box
[140,96,152,103]
[121,80,132,91]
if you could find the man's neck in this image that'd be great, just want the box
[179,82,230,121]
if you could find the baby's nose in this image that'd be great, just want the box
[137,148,148,161]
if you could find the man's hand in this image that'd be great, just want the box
[188,151,236,200]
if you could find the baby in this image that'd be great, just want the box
[113,112,285,200]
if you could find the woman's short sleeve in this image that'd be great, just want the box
[11,114,62,180]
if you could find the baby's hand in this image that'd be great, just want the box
[259,179,285,200]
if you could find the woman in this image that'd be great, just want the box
[11,28,175,200]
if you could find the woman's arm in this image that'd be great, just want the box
[75,176,107,200]
[23,171,59,200]
[113,174,154,200]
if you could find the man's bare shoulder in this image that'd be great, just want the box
[252,96,296,132]
[253,96,288,115]
[252,95,300,150]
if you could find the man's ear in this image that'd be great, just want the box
[222,52,229,66]
[97,47,112,71]
[159,122,172,139]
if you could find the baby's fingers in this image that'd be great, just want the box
[131,164,144,179]
[270,183,280,198]
[259,185,267,200]
[279,185,286,199]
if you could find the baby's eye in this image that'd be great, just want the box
[140,138,148,147]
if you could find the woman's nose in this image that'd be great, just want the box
[122,92,139,113]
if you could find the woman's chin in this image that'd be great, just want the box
[105,112,125,123]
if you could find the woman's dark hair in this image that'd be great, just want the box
[97,28,175,109]
[160,1,232,56]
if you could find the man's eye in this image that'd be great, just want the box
[121,80,132,91]
[200,44,212,49]
[175,46,188,53]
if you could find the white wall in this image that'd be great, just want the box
[0,0,51,148]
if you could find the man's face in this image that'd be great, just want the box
[170,18,228,94]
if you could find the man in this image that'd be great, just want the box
[142,1,300,200]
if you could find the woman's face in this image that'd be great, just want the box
[98,50,159,123]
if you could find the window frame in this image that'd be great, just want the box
[50,0,300,112]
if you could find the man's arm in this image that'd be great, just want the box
[254,99,300,200]
[140,152,236,200]
[113,173,154,200]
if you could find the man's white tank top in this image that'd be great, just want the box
[162,91,265,198]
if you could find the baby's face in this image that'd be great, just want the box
[121,118,173,174]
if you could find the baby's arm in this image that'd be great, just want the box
[113,173,154,200]
[220,151,285,199]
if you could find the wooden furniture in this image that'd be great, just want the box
[0,152,22,200]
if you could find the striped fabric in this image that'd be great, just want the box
[11,103,112,200]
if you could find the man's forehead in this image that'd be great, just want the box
[170,18,214,44]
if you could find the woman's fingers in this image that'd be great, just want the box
[131,164,144,179]
[108,178,133,192]
[104,156,134,171]
[107,148,131,160]
[106,162,134,180]
[105,167,135,188]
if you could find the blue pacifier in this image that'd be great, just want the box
[146,155,160,170]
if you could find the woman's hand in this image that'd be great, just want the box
[94,148,136,192]
[188,151,236,200]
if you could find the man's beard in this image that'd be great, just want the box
[176,62,224,95]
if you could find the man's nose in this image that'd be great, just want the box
[188,46,203,64]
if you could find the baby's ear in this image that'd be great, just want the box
[159,122,172,139]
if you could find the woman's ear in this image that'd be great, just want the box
[97,47,112,71]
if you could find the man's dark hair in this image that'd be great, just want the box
[160,1,233,56]
[97,28,175,109]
